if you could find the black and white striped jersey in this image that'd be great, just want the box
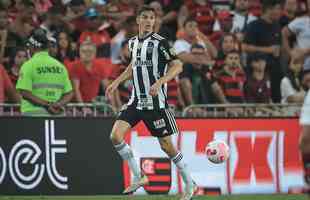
[127,32,177,110]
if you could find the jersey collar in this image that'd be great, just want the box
[138,32,153,41]
[33,51,49,58]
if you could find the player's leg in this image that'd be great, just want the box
[158,135,194,185]
[110,107,147,193]
[143,108,196,200]
[299,91,310,191]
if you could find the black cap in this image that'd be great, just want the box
[26,28,49,49]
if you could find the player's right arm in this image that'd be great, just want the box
[105,63,132,97]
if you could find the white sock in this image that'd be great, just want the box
[171,152,193,186]
[114,141,141,181]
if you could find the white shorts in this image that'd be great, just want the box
[300,91,310,125]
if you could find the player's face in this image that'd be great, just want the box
[137,11,155,33]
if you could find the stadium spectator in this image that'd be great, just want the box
[215,50,245,103]
[215,33,238,72]
[16,28,73,116]
[231,0,257,42]
[71,41,113,108]
[174,17,217,66]
[0,64,20,114]
[281,56,305,103]
[56,31,78,68]
[64,0,89,39]
[243,0,283,103]
[8,47,27,86]
[9,0,38,25]
[0,5,9,64]
[244,52,272,103]
[100,0,136,30]
[211,10,234,49]
[280,0,298,28]
[39,6,68,39]
[149,1,175,42]
[178,0,215,36]
[282,0,310,68]
[110,16,138,64]
[248,0,262,17]
[180,44,213,106]
[34,0,53,15]
[145,0,183,41]
[79,7,111,57]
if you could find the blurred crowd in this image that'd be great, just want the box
[0,0,310,115]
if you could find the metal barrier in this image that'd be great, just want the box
[0,103,304,117]
[0,103,117,117]
[182,103,303,118]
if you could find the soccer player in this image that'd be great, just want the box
[105,5,196,200]
[299,61,310,192]
[16,28,73,116]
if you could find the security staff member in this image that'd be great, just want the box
[16,29,73,116]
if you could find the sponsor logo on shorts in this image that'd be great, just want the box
[153,119,166,129]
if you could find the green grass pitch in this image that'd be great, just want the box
[0,195,308,200]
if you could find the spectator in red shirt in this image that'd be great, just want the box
[0,64,20,114]
[215,50,245,103]
[178,0,215,36]
[71,41,113,109]
[8,48,27,86]
[244,52,272,103]
[79,8,111,58]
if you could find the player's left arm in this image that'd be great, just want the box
[150,38,183,96]
[149,59,183,96]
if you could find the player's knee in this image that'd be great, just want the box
[110,131,122,145]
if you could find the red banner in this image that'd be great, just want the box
[124,118,304,195]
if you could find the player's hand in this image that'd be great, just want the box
[149,81,162,97]
[105,82,119,98]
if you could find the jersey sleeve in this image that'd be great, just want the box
[159,39,177,63]
[16,62,33,92]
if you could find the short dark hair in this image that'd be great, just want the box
[137,5,155,16]
[261,0,283,11]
